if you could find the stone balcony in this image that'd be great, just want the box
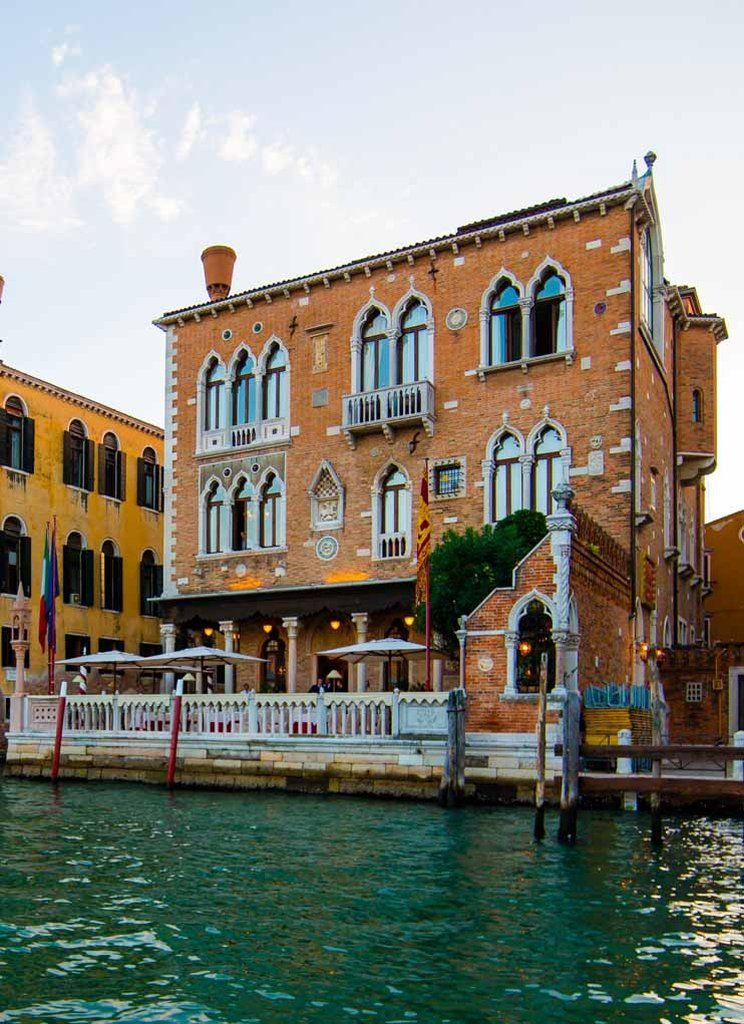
[342,381,435,447]
[200,417,290,454]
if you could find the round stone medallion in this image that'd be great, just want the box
[445,307,468,332]
[316,535,339,561]
[478,656,494,673]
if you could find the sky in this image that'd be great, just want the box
[0,0,742,520]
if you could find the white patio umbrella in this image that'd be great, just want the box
[134,646,266,689]
[318,638,446,688]
[57,650,142,691]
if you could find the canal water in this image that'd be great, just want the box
[0,781,741,1024]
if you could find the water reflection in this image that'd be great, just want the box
[0,781,741,1024]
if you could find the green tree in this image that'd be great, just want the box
[418,510,547,655]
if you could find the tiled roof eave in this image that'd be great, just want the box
[153,182,637,327]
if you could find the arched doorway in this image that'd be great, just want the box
[260,627,286,693]
[516,600,555,694]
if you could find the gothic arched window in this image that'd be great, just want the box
[259,473,284,548]
[491,432,523,522]
[532,272,567,357]
[263,345,287,420]
[205,481,224,554]
[204,359,225,431]
[233,351,257,425]
[397,300,429,384]
[532,426,563,514]
[379,467,409,558]
[488,282,522,365]
[361,309,390,392]
[516,599,555,693]
[232,477,255,551]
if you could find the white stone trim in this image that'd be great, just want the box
[478,267,523,367]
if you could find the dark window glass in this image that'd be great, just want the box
[139,550,162,616]
[533,273,566,357]
[101,540,123,612]
[232,478,253,551]
[516,600,555,694]
[692,389,703,424]
[66,419,89,489]
[99,637,125,653]
[64,634,91,661]
[260,627,286,693]
[138,446,161,510]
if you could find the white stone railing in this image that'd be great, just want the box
[201,417,290,454]
[20,691,451,741]
[343,381,435,432]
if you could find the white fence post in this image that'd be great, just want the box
[247,692,258,734]
[112,692,120,734]
[316,692,327,736]
[391,689,400,738]
[617,727,637,811]
[733,731,744,782]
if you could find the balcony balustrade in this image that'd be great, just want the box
[200,417,289,454]
[342,381,435,446]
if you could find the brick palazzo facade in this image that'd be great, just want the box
[153,155,728,732]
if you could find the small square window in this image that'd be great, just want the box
[434,463,461,497]
[685,680,703,703]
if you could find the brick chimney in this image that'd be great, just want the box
[201,246,236,302]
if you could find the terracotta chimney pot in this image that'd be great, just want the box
[201,246,236,302]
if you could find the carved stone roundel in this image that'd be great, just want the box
[446,307,468,332]
[478,656,494,673]
[316,536,339,561]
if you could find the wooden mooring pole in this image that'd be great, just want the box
[534,653,548,841]
[438,687,466,808]
[558,690,581,844]
[649,660,663,847]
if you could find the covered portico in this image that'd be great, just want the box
[158,578,448,694]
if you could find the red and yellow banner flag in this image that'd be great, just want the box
[415,467,431,605]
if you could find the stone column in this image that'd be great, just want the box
[456,615,468,690]
[504,631,519,697]
[519,297,533,360]
[432,658,443,692]
[282,617,299,693]
[160,622,177,695]
[552,629,570,701]
[9,586,31,732]
[219,620,235,693]
[546,481,577,696]
[351,613,369,692]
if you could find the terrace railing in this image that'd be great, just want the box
[21,690,451,741]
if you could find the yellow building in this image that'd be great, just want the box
[704,509,744,644]
[0,361,164,692]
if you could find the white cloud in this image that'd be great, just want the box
[219,112,258,163]
[52,42,81,66]
[262,142,295,175]
[176,102,202,161]
[58,67,181,224]
[0,100,79,232]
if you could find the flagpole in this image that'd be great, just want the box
[424,459,431,691]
